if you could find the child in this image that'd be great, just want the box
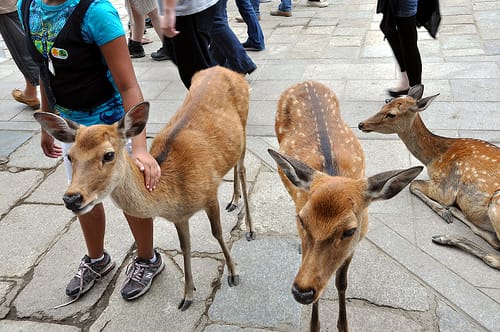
[19,0,163,302]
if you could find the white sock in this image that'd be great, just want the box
[149,252,158,264]
[90,254,105,263]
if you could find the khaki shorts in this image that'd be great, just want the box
[126,0,158,16]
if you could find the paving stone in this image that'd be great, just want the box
[90,256,220,332]
[436,300,487,332]
[0,204,73,277]
[7,132,61,169]
[205,325,270,332]
[13,199,133,320]
[0,130,32,159]
[0,281,17,319]
[0,320,79,332]
[25,164,67,205]
[209,236,301,330]
[0,169,44,216]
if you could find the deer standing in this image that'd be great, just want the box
[358,84,500,270]
[268,81,422,332]
[33,66,255,310]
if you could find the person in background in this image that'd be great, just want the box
[0,0,40,110]
[126,0,170,60]
[377,0,440,97]
[159,0,218,89]
[19,0,163,303]
[270,0,328,17]
[234,0,265,52]
[210,0,257,74]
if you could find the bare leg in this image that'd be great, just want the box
[129,4,146,43]
[79,203,106,259]
[23,79,38,100]
[124,213,154,260]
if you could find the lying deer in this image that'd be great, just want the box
[268,81,422,332]
[33,66,254,310]
[358,84,500,270]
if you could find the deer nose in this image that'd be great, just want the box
[291,283,315,305]
[63,193,83,211]
[358,122,365,130]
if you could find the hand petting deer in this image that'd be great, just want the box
[33,66,254,311]
[358,84,500,270]
[268,81,423,332]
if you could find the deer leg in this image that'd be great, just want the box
[488,190,500,248]
[432,235,500,270]
[226,166,241,212]
[336,255,352,332]
[410,180,455,223]
[237,156,256,241]
[206,200,240,286]
[174,221,196,311]
[310,301,320,332]
[447,206,500,250]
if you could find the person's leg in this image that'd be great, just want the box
[0,12,40,106]
[170,5,216,88]
[235,0,265,50]
[395,15,422,86]
[211,0,257,74]
[127,1,146,57]
[271,0,292,16]
[79,204,106,258]
[121,214,164,300]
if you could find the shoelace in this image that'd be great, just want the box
[124,261,148,287]
[54,260,103,309]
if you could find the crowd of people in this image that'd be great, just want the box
[1,0,439,306]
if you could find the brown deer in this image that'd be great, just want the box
[358,84,500,270]
[33,66,255,311]
[268,81,422,332]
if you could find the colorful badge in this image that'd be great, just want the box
[51,47,68,60]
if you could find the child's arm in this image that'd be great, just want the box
[100,35,161,191]
[38,80,63,158]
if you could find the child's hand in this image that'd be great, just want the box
[132,150,161,191]
[41,129,63,158]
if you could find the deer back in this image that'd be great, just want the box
[275,81,365,211]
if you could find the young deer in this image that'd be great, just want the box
[33,66,254,310]
[358,84,500,270]
[268,81,422,332]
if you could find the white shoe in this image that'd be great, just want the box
[307,0,328,8]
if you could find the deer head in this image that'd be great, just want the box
[268,149,423,304]
[33,102,150,215]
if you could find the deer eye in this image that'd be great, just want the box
[385,112,396,119]
[103,151,115,163]
[341,227,357,240]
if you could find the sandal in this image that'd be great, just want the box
[141,37,153,45]
[12,89,40,110]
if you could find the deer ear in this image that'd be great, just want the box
[268,149,317,190]
[118,101,150,138]
[366,166,423,201]
[33,111,78,143]
[409,93,440,113]
[408,84,424,100]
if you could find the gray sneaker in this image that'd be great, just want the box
[65,251,116,298]
[121,250,165,300]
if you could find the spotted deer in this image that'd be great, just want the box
[358,84,500,270]
[268,81,422,332]
[33,66,254,311]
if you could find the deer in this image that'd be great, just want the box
[268,81,423,332]
[358,84,500,270]
[33,65,255,311]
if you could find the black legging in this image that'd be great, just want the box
[385,15,422,86]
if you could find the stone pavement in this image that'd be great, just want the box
[0,0,499,331]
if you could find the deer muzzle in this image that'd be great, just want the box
[292,283,316,305]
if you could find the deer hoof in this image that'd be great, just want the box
[228,274,240,287]
[245,231,256,241]
[178,298,192,311]
[225,202,237,212]
[432,234,452,245]
[440,209,454,223]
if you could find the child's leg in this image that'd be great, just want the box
[124,213,154,260]
[78,203,106,259]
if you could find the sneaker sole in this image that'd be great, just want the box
[122,261,165,301]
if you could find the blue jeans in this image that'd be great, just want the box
[393,0,418,17]
[235,0,265,49]
[211,0,257,74]
[278,0,292,12]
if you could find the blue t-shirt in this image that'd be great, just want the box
[19,0,126,125]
